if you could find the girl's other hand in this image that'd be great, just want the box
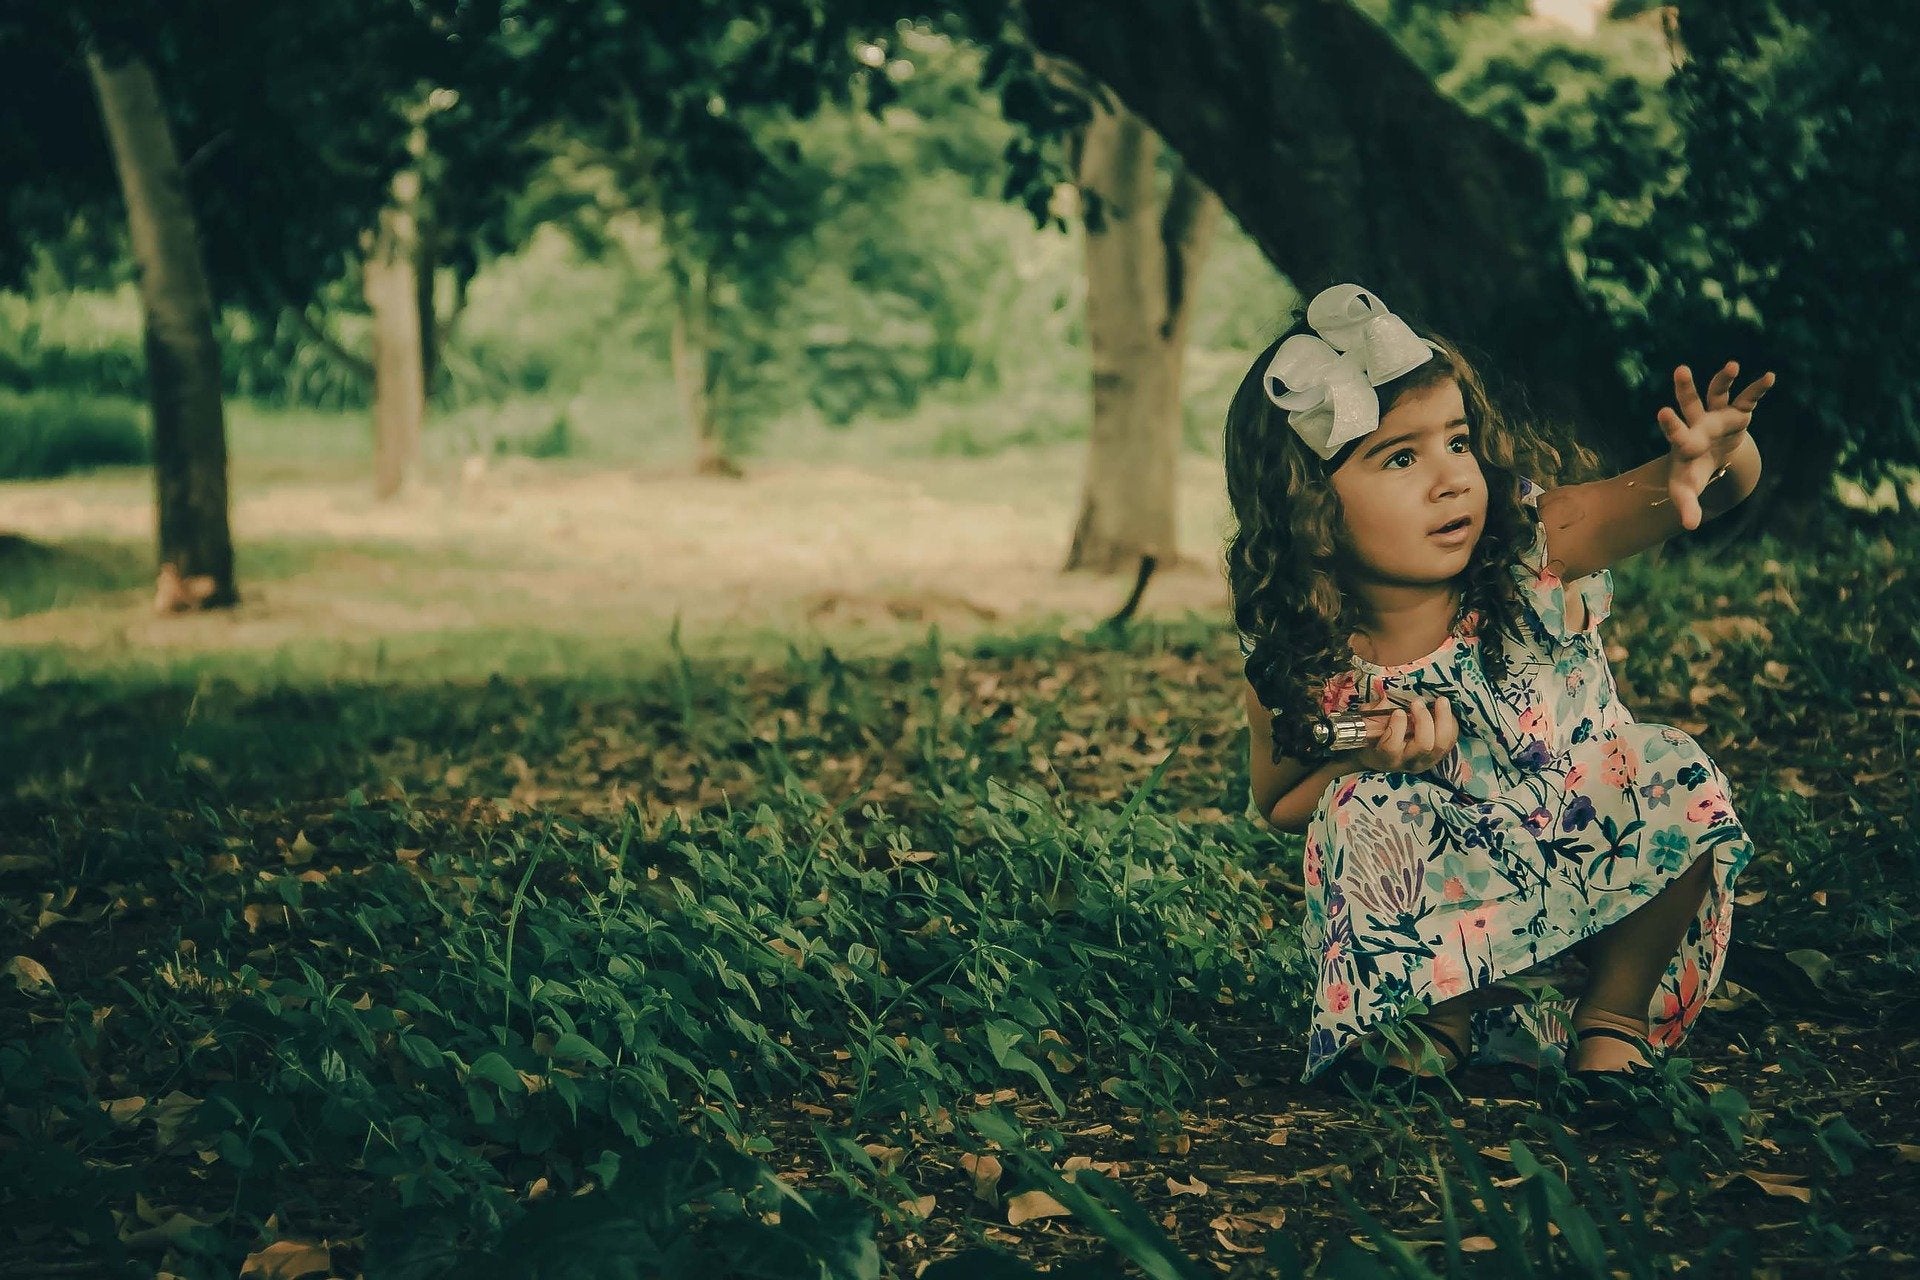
[1659,361,1775,530]
[1353,694,1458,775]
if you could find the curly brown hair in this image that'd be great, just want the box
[1225,313,1604,767]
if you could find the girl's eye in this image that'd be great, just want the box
[1388,436,1473,468]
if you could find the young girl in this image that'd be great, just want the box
[1226,284,1774,1099]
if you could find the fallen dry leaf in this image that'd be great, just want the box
[1719,1171,1812,1204]
[862,1143,905,1174]
[3,955,55,996]
[243,903,289,933]
[1209,1218,1266,1254]
[1006,1189,1070,1226]
[101,1096,147,1124]
[240,1240,331,1280]
[960,1152,1004,1202]
[1166,1174,1209,1196]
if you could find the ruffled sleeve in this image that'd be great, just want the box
[1510,475,1614,645]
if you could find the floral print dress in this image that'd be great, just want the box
[1243,477,1755,1082]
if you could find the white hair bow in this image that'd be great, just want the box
[1263,284,1436,461]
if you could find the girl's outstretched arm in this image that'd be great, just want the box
[1535,362,1773,580]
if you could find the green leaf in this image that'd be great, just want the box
[549,1033,613,1068]
[469,1052,525,1092]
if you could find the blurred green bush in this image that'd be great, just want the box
[0,390,148,479]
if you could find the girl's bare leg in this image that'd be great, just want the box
[1569,851,1715,1070]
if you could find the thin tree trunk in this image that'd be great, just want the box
[1027,0,1638,457]
[85,47,237,608]
[1066,95,1221,573]
[668,252,740,478]
[363,161,426,500]
[416,216,441,397]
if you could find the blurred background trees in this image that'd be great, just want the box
[2,0,1914,610]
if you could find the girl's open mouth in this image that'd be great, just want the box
[1430,517,1472,537]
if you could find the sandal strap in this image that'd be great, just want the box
[1574,1024,1650,1052]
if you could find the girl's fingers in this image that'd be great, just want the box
[1706,361,1736,410]
[1385,708,1408,756]
[1657,405,1693,446]
[1408,697,1435,758]
[1731,370,1776,412]
[1673,364,1705,423]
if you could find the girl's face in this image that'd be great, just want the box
[1328,376,1485,589]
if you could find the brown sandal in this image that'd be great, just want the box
[1568,1024,1657,1087]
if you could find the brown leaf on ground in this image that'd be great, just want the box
[960,1152,1003,1202]
[239,1240,331,1280]
[1006,1189,1069,1225]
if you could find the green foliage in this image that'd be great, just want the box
[759,30,1023,426]
[0,286,147,400]
[1385,3,1920,494]
[0,390,147,479]
[364,1133,881,1280]
[1651,0,1920,494]
[494,411,573,460]
[0,623,1306,1272]
[1437,20,1680,364]
[1378,8,1683,410]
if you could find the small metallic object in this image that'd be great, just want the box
[1311,711,1376,752]
[1310,694,1420,753]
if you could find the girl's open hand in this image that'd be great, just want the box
[1659,361,1775,531]
[1353,693,1457,776]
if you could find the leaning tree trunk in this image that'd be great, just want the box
[1066,95,1221,573]
[85,47,237,608]
[1026,0,1639,458]
[363,160,426,500]
[667,252,740,478]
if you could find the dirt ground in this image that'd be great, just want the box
[0,448,1235,666]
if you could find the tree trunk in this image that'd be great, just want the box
[363,162,426,500]
[1066,95,1221,573]
[668,252,741,478]
[85,48,237,608]
[416,215,441,397]
[1026,0,1639,459]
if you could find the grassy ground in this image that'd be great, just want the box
[0,446,1237,686]
[2,448,1917,1276]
